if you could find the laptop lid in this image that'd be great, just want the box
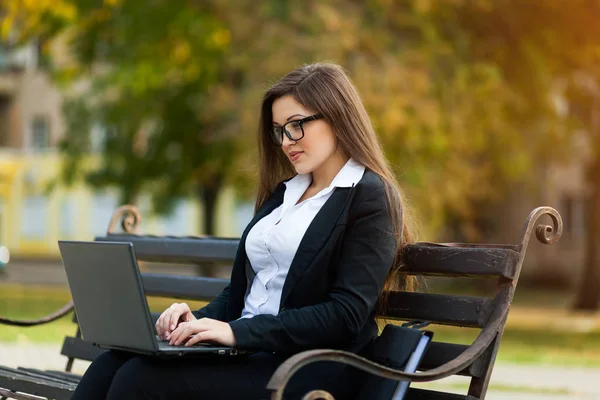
[58,240,158,353]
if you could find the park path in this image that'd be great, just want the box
[1,342,599,399]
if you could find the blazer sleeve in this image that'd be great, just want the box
[191,284,230,321]
[228,184,396,354]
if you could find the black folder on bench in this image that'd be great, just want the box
[358,324,433,400]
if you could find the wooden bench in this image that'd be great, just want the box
[0,205,563,400]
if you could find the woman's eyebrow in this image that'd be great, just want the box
[272,114,306,125]
[286,113,306,121]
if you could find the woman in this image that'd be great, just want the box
[72,62,415,399]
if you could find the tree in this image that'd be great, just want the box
[5,0,526,238]
[447,0,600,309]
[3,0,245,235]
[5,0,599,307]
[565,74,600,310]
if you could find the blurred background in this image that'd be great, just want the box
[0,1,599,398]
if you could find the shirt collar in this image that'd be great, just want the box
[282,158,365,210]
[328,158,365,188]
[284,158,365,190]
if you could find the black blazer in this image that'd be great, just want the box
[193,170,398,355]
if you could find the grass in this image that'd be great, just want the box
[412,381,573,396]
[430,324,600,367]
[0,284,208,343]
[2,283,600,368]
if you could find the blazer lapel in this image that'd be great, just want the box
[241,187,285,240]
[280,186,355,308]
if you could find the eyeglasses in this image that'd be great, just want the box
[270,114,323,146]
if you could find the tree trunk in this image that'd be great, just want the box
[195,173,225,277]
[198,173,224,236]
[573,159,600,311]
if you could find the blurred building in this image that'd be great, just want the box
[0,40,252,260]
[485,133,590,289]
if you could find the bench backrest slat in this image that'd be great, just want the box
[95,235,239,263]
[403,245,520,278]
[142,274,492,328]
[382,292,493,328]
[97,235,521,279]
[141,274,229,301]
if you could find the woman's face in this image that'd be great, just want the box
[272,95,337,175]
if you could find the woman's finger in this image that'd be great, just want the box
[156,312,170,337]
[162,303,181,336]
[155,313,163,334]
[168,323,184,344]
[171,322,193,345]
[168,305,184,332]
[161,311,173,337]
[185,331,213,347]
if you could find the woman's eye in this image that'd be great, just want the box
[288,122,301,131]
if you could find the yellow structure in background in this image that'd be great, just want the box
[0,150,242,259]
[0,38,251,260]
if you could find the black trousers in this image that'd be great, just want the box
[71,350,359,400]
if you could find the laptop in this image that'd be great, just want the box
[58,240,242,357]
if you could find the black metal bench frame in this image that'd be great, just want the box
[0,205,563,400]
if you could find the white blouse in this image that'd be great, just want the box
[240,158,366,319]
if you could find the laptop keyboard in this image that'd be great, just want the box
[155,336,214,348]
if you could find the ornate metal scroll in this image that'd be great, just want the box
[301,390,335,400]
[107,204,142,234]
[514,206,563,281]
[518,206,563,247]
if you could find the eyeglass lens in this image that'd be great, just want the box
[272,121,303,145]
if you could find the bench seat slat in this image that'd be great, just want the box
[420,342,481,377]
[61,336,106,362]
[95,235,239,263]
[382,292,493,328]
[18,368,82,384]
[141,273,229,301]
[0,366,71,387]
[407,387,477,399]
[0,366,75,400]
[403,244,519,278]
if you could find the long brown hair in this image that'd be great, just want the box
[256,62,417,299]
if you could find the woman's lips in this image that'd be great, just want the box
[289,151,303,162]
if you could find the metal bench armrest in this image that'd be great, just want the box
[0,301,74,327]
[267,302,509,400]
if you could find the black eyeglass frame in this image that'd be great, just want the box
[271,113,324,146]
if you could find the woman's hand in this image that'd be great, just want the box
[168,318,237,347]
[155,302,196,340]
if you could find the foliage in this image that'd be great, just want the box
[2,0,600,242]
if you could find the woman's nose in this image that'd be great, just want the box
[281,133,294,147]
